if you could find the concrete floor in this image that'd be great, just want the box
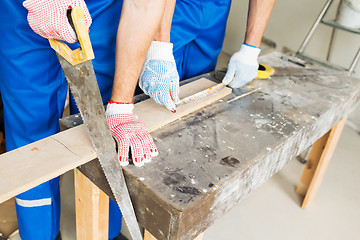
[204,125,360,240]
[55,124,360,240]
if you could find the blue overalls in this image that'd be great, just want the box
[171,0,232,80]
[0,1,123,239]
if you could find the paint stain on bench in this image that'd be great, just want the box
[220,156,240,167]
[163,172,186,185]
[174,186,201,195]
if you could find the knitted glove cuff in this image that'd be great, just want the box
[237,43,261,64]
[146,41,174,61]
[106,103,134,116]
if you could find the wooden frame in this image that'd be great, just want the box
[296,118,347,209]
[74,170,109,240]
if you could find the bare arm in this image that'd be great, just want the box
[111,0,166,103]
[154,0,176,43]
[137,0,179,112]
[223,0,275,88]
[245,0,276,47]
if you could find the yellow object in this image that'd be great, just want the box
[48,7,94,66]
[256,63,274,79]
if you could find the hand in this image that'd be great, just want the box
[106,102,158,167]
[139,41,180,112]
[23,0,92,43]
[222,43,261,88]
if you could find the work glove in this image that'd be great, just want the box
[139,41,180,112]
[106,102,158,167]
[23,0,92,43]
[222,43,261,88]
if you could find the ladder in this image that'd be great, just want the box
[296,0,360,75]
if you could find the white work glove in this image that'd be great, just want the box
[106,102,158,167]
[23,0,92,43]
[222,43,261,88]
[139,41,180,112]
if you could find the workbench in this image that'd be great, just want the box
[1,51,359,240]
[58,52,360,240]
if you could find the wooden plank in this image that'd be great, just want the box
[144,230,158,240]
[296,132,330,196]
[0,198,17,238]
[75,169,109,240]
[297,117,347,209]
[0,78,231,204]
[0,125,96,203]
[134,78,232,132]
[194,234,204,240]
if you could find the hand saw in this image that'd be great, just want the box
[49,7,142,240]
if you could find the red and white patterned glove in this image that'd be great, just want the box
[106,102,158,167]
[23,0,92,43]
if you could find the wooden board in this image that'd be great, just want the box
[0,78,231,203]
[296,132,330,197]
[0,198,17,238]
[296,117,347,208]
[75,169,109,240]
[134,78,232,132]
[0,125,96,203]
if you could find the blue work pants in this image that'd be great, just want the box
[171,0,232,80]
[0,1,123,239]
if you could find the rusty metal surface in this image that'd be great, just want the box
[61,52,360,240]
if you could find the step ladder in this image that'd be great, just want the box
[296,0,360,75]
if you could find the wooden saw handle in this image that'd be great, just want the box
[48,6,94,65]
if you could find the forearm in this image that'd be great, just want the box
[154,0,176,42]
[111,0,166,103]
[245,0,275,47]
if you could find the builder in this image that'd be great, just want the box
[0,0,274,240]
[171,0,276,85]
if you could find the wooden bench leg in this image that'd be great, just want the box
[144,230,157,240]
[74,169,109,240]
[296,117,347,209]
[144,230,204,240]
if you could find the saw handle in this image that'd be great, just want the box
[48,6,94,65]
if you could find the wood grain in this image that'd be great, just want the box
[0,125,96,203]
[297,118,347,209]
[296,133,330,196]
[75,169,109,240]
[0,198,17,238]
[134,78,232,132]
[144,230,158,240]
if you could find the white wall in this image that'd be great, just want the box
[222,0,360,121]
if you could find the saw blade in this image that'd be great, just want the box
[57,54,143,240]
